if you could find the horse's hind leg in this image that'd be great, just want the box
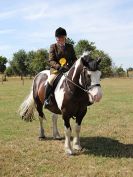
[52,113,61,140]
[39,116,45,140]
[35,96,46,139]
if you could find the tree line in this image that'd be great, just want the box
[0,39,131,79]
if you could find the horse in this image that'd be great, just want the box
[18,52,102,155]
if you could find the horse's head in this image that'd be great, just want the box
[80,52,102,103]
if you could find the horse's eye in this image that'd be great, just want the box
[87,74,91,79]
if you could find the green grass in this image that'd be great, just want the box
[0,77,133,177]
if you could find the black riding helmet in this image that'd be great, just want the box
[55,27,67,37]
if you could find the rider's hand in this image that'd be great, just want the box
[63,65,69,71]
[58,66,68,73]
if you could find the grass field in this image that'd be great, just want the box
[0,77,133,177]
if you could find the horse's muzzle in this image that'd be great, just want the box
[88,87,102,103]
[93,94,102,102]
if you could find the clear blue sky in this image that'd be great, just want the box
[0,0,133,69]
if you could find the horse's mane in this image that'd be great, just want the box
[79,51,90,59]
[74,51,100,71]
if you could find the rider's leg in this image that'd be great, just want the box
[44,74,57,107]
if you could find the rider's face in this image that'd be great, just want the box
[56,36,66,45]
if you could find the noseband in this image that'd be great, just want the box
[87,84,101,90]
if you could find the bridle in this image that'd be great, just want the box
[82,66,101,91]
[62,67,101,94]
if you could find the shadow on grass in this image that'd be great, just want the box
[39,136,64,141]
[80,136,133,158]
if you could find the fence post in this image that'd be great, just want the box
[126,70,129,77]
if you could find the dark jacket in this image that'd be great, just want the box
[49,43,77,74]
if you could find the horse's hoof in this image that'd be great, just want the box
[65,149,75,156]
[53,136,62,140]
[73,145,82,151]
[38,136,46,141]
[66,152,75,156]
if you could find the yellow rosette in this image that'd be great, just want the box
[52,58,67,74]
[59,58,67,66]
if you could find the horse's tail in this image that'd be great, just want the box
[18,81,36,122]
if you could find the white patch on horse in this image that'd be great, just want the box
[40,70,50,85]
[64,127,73,154]
[52,113,61,139]
[54,75,65,110]
[80,51,90,58]
[40,70,50,76]
[88,70,102,102]
[73,123,82,150]
[88,70,101,85]
[79,74,82,85]
[72,59,81,81]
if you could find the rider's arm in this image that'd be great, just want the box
[70,45,77,64]
[49,44,60,70]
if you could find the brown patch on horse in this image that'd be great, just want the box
[46,96,61,114]
[38,83,45,104]
[34,73,48,104]
[60,62,91,118]
[33,72,61,114]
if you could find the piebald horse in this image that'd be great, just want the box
[19,52,102,155]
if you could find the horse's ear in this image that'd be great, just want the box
[81,57,87,66]
[97,58,101,65]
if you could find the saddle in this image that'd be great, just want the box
[47,73,63,108]
[52,73,63,91]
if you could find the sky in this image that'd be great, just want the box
[0,0,133,69]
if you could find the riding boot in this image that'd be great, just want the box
[44,82,53,107]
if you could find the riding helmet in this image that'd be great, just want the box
[55,27,67,37]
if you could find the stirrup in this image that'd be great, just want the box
[44,99,49,108]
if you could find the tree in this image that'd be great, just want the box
[0,56,7,82]
[116,66,125,76]
[75,40,112,77]
[127,67,133,71]
[31,49,48,74]
[0,56,7,73]
[11,49,28,79]
[91,50,113,77]
[75,40,96,57]
[5,66,13,76]
[66,37,75,45]
[26,50,36,76]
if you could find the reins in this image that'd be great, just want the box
[62,71,101,94]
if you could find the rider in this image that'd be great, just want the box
[44,27,77,107]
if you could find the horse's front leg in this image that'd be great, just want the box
[63,117,73,155]
[73,108,87,150]
[73,123,82,150]
[52,113,61,139]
